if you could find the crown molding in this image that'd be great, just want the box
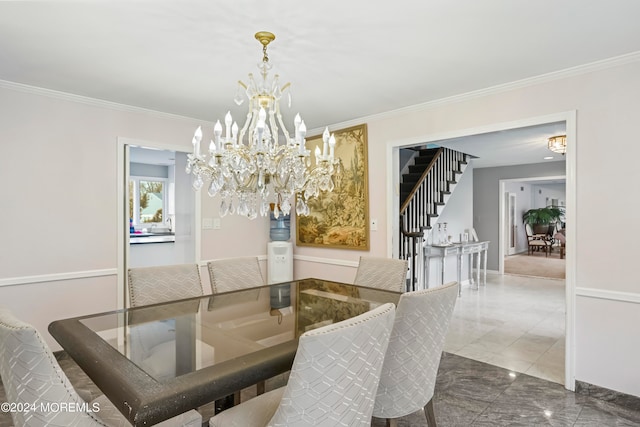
[1,50,639,133]
[0,79,205,123]
[309,50,640,134]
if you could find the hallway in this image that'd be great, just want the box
[445,273,565,384]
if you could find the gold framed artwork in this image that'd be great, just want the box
[296,124,369,250]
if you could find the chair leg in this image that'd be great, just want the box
[385,418,398,427]
[424,398,437,427]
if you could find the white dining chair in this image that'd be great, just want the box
[354,256,409,292]
[0,309,202,427]
[372,281,459,427]
[209,302,396,427]
[128,263,203,307]
[207,256,266,401]
[207,257,265,293]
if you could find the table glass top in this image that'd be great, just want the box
[78,278,400,382]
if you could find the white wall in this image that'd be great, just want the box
[297,58,640,397]
[532,183,566,209]
[2,55,640,397]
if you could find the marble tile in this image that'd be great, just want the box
[446,273,566,385]
[574,398,640,426]
[576,380,640,412]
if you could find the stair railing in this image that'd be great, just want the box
[399,215,424,291]
[399,147,467,267]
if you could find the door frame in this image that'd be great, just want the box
[386,110,576,390]
[116,138,201,311]
[498,175,566,272]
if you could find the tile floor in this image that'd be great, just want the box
[446,272,565,385]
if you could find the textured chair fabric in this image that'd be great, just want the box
[372,281,459,425]
[525,224,550,257]
[207,257,264,294]
[209,302,396,427]
[354,256,408,292]
[128,263,203,307]
[0,309,202,427]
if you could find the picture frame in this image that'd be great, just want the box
[296,124,369,250]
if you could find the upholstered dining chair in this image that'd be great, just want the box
[353,256,409,292]
[207,256,266,401]
[209,302,396,427]
[0,309,202,427]
[207,256,265,294]
[127,264,204,381]
[128,263,203,307]
[372,281,459,427]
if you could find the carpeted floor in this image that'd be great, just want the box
[504,250,565,279]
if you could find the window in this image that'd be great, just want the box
[129,177,167,226]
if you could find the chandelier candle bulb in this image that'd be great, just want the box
[298,120,307,154]
[232,122,238,147]
[224,111,232,139]
[193,126,202,156]
[329,134,336,159]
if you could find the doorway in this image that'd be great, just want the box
[117,138,201,310]
[387,111,576,390]
[500,177,566,279]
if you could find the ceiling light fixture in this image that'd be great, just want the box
[186,31,340,219]
[547,134,567,155]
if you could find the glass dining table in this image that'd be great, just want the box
[48,278,401,426]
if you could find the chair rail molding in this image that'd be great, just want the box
[576,287,640,304]
[0,268,118,288]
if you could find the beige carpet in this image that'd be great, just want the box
[504,251,565,280]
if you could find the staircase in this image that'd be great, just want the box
[399,147,471,289]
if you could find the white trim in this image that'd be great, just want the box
[293,255,359,268]
[0,79,210,124]
[0,269,117,287]
[576,288,640,304]
[564,110,577,391]
[197,254,268,268]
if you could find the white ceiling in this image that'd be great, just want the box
[2,1,639,166]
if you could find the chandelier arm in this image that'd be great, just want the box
[275,102,293,146]
[238,110,252,146]
[267,109,279,147]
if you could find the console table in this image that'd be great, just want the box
[424,241,489,295]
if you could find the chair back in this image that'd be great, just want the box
[354,256,408,292]
[268,303,396,427]
[0,309,103,426]
[128,263,203,307]
[207,257,264,293]
[373,281,458,419]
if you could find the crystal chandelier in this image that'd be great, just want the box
[547,134,567,155]
[186,31,340,219]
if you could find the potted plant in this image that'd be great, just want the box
[522,206,564,235]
